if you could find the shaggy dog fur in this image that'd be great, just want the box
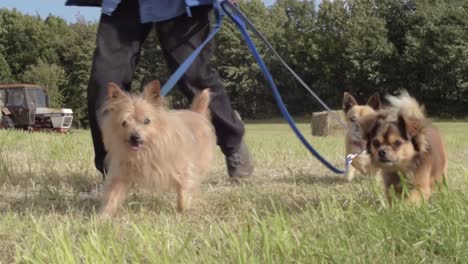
[98,80,216,216]
[359,91,447,205]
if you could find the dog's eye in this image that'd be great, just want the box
[144,118,150,125]
[393,140,402,148]
[122,121,127,127]
[350,116,357,122]
[372,139,380,148]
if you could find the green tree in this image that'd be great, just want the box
[0,54,11,81]
[344,0,395,96]
[269,0,318,114]
[214,0,277,118]
[313,0,349,106]
[1,0,467,120]
[58,16,97,127]
[21,61,65,108]
[0,9,52,78]
[402,0,468,115]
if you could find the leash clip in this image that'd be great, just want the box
[345,149,367,174]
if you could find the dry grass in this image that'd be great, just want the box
[0,122,467,263]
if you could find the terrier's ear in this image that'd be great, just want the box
[107,82,128,100]
[367,93,381,111]
[143,80,161,103]
[343,92,358,113]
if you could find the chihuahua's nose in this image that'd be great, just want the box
[130,133,141,144]
[378,149,386,158]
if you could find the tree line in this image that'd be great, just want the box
[1,0,467,127]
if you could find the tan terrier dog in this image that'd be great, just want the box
[98,80,215,217]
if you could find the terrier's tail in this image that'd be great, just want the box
[191,89,211,116]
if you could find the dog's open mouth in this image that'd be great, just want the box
[128,140,143,151]
[128,133,144,151]
[129,143,141,151]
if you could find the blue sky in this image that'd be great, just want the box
[1,0,102,22]
[0,0,320,23]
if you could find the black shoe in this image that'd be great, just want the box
[225,141,254,178]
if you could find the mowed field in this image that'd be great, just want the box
[0,122,467,263]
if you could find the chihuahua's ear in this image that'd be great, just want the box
[398,114,422,140]
[143,80,161,102]
[367,92,381,111]
[343,92,358,113]
[107,82,128,100]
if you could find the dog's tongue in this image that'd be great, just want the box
[131,145,140,151]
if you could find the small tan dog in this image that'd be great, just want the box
[359,91,447,205]
[98,80,216,217]
[343,92,381,181]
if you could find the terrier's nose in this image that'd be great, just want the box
[129,133,141,144]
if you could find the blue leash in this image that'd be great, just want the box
[221,2,346,174]
[161,0,353,174]
[160,0,224,96]
[222,1,347,130]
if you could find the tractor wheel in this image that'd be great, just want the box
[1,115,14,129]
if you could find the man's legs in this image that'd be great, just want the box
[156,6,253,178]
[88,0,152,174]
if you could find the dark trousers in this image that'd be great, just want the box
[87,0,244,174]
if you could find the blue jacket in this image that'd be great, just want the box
[65,0,101,6]
[65,0,213,22]
[65,0,212,7]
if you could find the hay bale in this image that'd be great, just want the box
[311,110,345,136]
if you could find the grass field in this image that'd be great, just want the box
[0,122,467,263]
